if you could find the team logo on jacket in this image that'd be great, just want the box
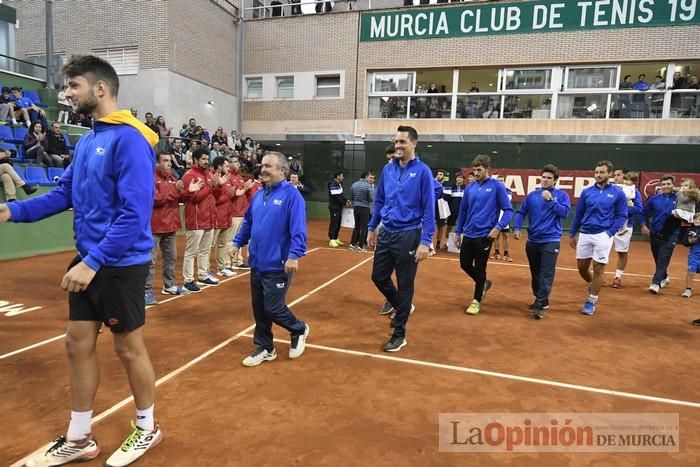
[96,147,105,155]
[607,193,614,198]
[410,172,417,177]
[273,199,283,205]
[276,282,286,288]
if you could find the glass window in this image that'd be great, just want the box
[566,67,617,89]
[557,94,608,119]
[410,95,452,119]
[368,96,408,118]
[457,68,499,93]
[504,69,552,90]
[456,95,501,119]
[93,47,138,75]
[503,95,552,119]
[316,75,340,97]
[246,77,262,98]
[416,69,453,93]
[610,92,662,119]
[371,72,414,93]
[276,76,294,98]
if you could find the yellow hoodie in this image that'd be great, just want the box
[98,109,160,147]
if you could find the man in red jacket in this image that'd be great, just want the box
[145,150,188,303]
[229,157,252,269]
[211,156,237,277]
[181,147,220,293]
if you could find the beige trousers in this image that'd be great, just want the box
[183,229,214,283]
[0,163,24,200]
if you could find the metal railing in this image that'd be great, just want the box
[242,0,473,19]
[0,53,47,82]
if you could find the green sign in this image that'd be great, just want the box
[360,0,700,41]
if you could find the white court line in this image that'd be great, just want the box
[250,335,700,410]
[10,250,371,467]
[0,247,321,360]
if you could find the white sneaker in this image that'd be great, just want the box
[197,275,220,285]
[289,324,310,359]
[390,304,415,319]
[682,289,692,298]
[649,284,660,294]
[217,268,237,277]
[105,421,162,467]
[26,434,100,466]
[242,347,277,367]
[660,277,671,288]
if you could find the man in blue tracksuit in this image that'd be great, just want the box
[513,164,571,319]
[454,154,513,315]
[640,174,680,293]
[569,160,627,316]
[231,151,309,367]
[368,125,434,352]
[0,55,162,466]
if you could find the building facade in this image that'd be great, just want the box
[7,0,241,133]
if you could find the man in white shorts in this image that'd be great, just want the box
[569,161,627,315]
[611,170,642,288]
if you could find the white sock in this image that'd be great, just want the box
[136,404,155,431]
[615,269,624,279]
[67,410,93,441]
[11,118,17,125]
[588,294,599,304]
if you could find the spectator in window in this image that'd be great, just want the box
[155,115,171,140]
[24,122,61,167]
[619,75,633,90]
[618,75,633,117]
[0,149,36,201]
[672,71,686,90]
[469,81,480,92]
[649,75,666,91]
[47,121,72,168]
[427,83,439,93]
[687,75,700,89]
[0,86,18,125]
[315,0,333,13]
[633,74,649,91]
[11,87,49,129]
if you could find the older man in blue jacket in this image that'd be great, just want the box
[231,151,309,367]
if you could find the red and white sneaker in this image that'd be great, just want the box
[25,434,100,466]
[105,421,162,467]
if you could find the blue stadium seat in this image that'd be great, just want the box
[0,125,14,142]
[12,126,28,145]
[47,167,64,184]
[63,132,75,150]
[0,141,21,162]
[25,166,52,186]
[12,165,25,181]
[23,90,47,108]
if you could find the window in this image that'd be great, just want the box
[565,67,618,90]
[93,47,138,75]
[503,69,552,90]
[316,75,340,97]
[371,72,414,93]
[276,76,294,98]
[246,77,262,98]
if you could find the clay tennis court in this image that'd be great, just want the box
[1,219,699,466]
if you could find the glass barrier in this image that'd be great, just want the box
[455,94,501,119]
[609,91,665,119]
[367,96,408,119]
[0,54,47,81]
[503,94,553,119]
[669,91,700,118]
[409,94,451,118]
[557,94,608,119]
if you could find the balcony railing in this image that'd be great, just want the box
[0,53,47,82]
[368,90,700,120]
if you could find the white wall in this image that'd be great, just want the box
[119,68,240,134]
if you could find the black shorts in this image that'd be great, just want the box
[67,255,149,333]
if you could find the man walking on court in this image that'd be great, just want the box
[610,169,643,288]
[367,125,434,352]
[569,160,627,315]
[0,55,162,467]
[349,171,375,251]
[231,151,309,367]
[640,174,680,294]
[328,171,349,247]
[513,164,571,319]
[454,154,513,315]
